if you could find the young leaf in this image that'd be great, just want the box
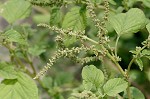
[82,65,104,89]
[135,58,144,71]
[0,0,31,24]
[3,29,27,45]
[124,87,145,99]
[103,78,128,96]
[0,62,17,79]
[109,8,146,36]
[0,72,38,99]
[146,23,150,33]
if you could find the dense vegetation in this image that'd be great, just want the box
[0,0,150,99]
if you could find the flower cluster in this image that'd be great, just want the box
[86,0,110,45]
[34,44,97,79]
[34,0,111,79]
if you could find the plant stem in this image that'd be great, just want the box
[115,36,120,57]
[127,45,147,73]
[25,54,36,76]
[39,24,125,76]
[127,81,131,99]
[82,35,125,76]
[83,35,99,44]
[126,45,147,99]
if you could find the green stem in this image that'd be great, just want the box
[127,45,147,73]
[127,81,131,99]
[39,24,125,76]
[83,36,99,44]
[115,36,120,57]
[127,58,135,73]
[127,45,147,99]
[25,54,36,76]
[82,35,125,76]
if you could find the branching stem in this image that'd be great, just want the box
[81,35,125,76]
[127,45,147,99]
[127,45,147,73]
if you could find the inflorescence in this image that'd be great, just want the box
[34,0,113,79]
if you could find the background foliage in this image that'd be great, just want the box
[0,0,150,99]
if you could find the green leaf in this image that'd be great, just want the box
[0,62,17,79]
[0,0,31,23]
[103,78,128,96]
[50,7,62,25]
[135,58,143,71]
[62,6,86,46]
[82,65,104,89]
[142,49,150,56]
[108,0,117,5]
[3,29,27,45]
[83,80,93,91]
[142,0,150,8]
[0,72,38,99]
[28,45,46,56]
[146,23,150,33]
[62,6,86,31]
[109,8,146,36]
[124,87,145,99]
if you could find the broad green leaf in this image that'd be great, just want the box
[124,87,145,99]
[0,0,31,23]
[109,8,146,36]
[62,6,86,31]
[0,72,38,99]
[28,45,46,56]
[50,7,62,25]
[82,65,104,89]
[146,23,150,33]
[62,6,86,46]
[135,58,143,71]
[103,78,128,96]
[0,62,17,79]
[3,29,27,45]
